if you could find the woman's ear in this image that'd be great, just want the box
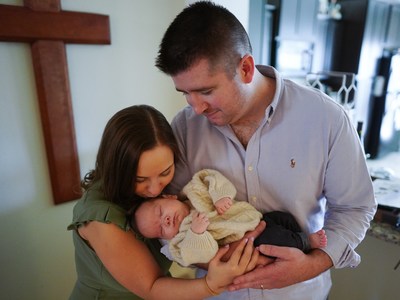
[239,54,255,83]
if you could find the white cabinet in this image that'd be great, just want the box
[278,0,319,41]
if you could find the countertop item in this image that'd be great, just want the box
[368,207,400,246]
[366,153,400,245]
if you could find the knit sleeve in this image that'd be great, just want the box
[169,229,219,267]
[182,169,237,212]
[202,169,237,204]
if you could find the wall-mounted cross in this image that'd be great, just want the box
[0,0,110,204]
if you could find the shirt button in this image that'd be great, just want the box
[248,166,253,171]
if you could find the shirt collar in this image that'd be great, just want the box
[256,65,282,124]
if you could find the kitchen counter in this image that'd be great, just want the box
[368,220,400,246]
[366,152,400,246]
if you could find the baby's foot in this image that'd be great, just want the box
[309,229,327,249]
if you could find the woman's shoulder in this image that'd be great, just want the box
[67,185,130,232]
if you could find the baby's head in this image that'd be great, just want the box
[134,196,190,239]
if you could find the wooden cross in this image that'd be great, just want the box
[0,0,110,204]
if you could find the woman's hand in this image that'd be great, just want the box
[221,220,267,263]
[205,237,259,293]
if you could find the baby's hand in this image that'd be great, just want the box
[215,197,233,214]
[191,212,210,234]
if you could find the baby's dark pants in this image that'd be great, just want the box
[254,211,309,252]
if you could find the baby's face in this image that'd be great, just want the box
[135,196,190,239]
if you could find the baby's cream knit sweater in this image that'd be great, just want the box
[169,169,262,267]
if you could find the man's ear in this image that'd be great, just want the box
[239,54,255,83]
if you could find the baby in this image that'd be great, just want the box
[133,169,327,267]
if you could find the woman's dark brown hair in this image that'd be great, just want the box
[81,105,179,211]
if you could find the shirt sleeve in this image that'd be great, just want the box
[322,109,377,268]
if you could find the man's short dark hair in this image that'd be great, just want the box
[155,1,252,76]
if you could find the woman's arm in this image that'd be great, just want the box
[79,221,258,299]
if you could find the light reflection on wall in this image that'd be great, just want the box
[380,53,400,151]
[355,39,383,129]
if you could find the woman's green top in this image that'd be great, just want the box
[67,184,172,300]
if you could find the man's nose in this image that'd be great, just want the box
[190,96,208,115]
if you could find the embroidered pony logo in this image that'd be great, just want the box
[290,158,296,168]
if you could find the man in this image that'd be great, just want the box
[157,2,376,299]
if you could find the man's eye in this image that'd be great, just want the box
[201,90,212,95]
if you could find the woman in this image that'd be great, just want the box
[67,105,259,299]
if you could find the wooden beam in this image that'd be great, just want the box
[0,4,110,44]
[31,40,82,204]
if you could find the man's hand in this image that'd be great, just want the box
[228,245,333,291]
[215,197,233,214]
[191,211,210,234]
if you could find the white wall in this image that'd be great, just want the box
[186,0,249,31]
[0,0,185,299]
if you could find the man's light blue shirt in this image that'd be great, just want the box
[168,66,377,299]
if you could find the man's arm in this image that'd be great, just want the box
[228,246,333,290]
